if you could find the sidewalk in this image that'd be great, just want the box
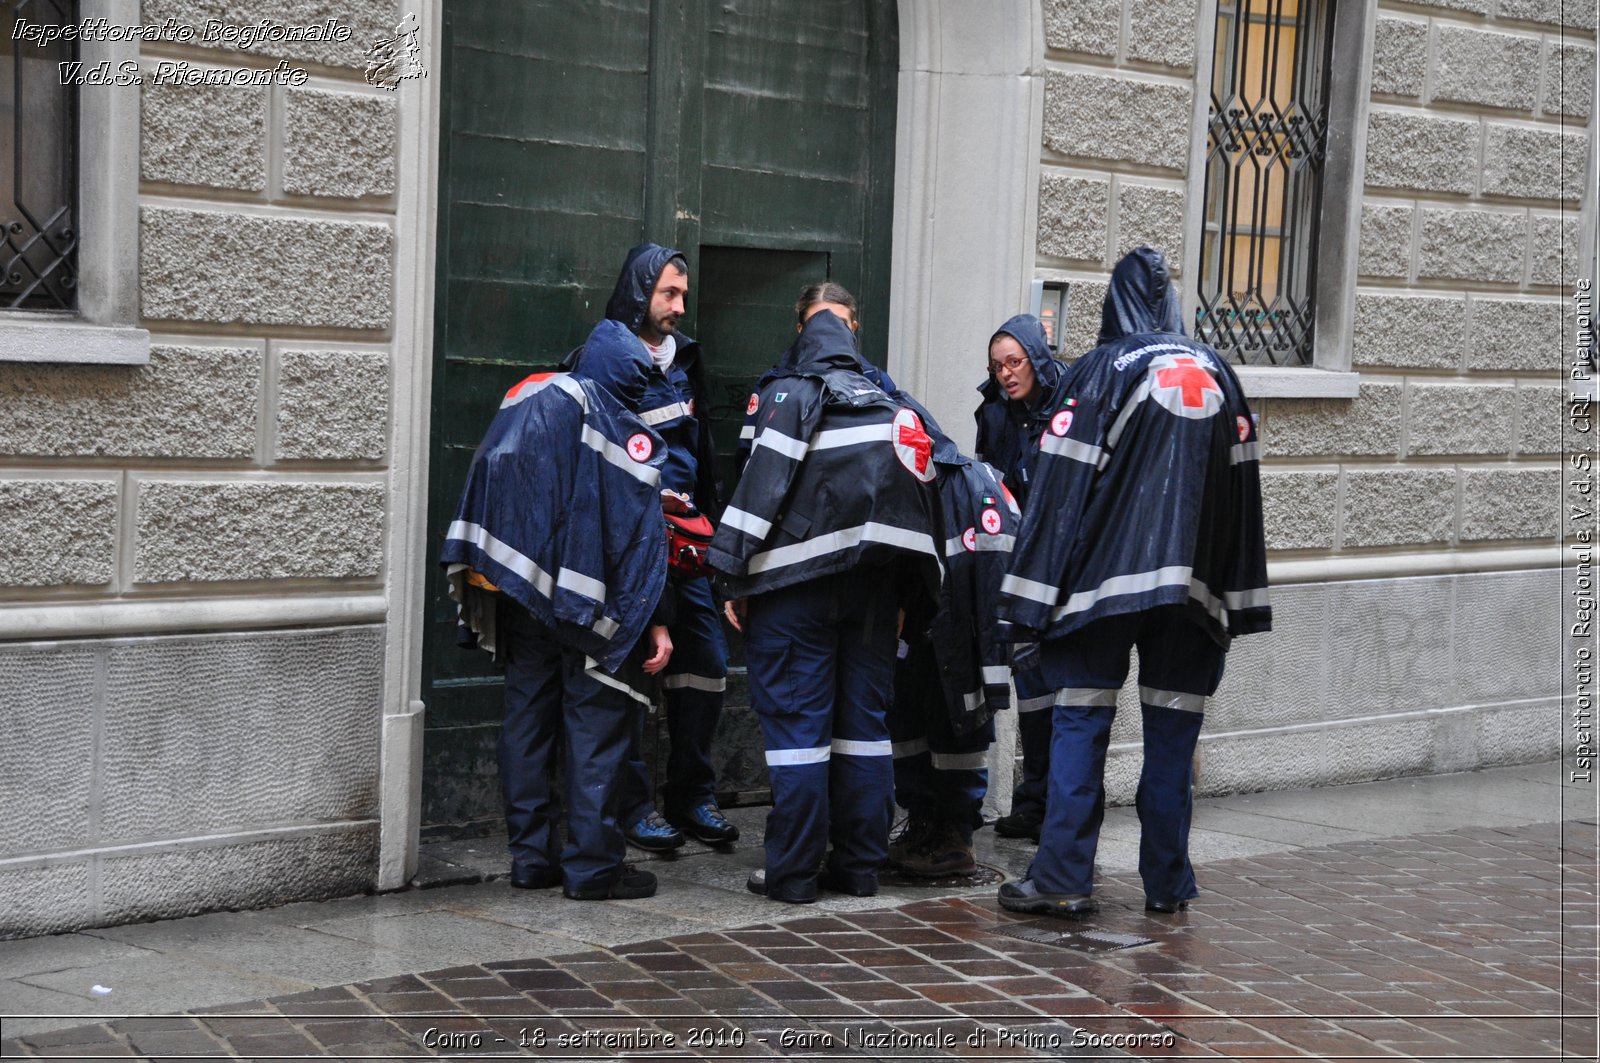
[1,760,1593,1060]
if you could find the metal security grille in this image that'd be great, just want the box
[1,0,79,311]
[1197,0,1335,365]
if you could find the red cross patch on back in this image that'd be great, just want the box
[891,408,936,483]
[1148,352,1223,419]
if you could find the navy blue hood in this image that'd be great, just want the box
[779,309,870,375]
[979,312,1064,406]
[569,319,652,411]
[1099,245,1185,344]
[606,242,682,335]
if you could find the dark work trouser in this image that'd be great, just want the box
[1007,665,1056,823]
[745,568,898,900]
[1029,608,1226,902]
[888,636,993,840]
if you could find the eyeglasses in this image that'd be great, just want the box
[988,355,1027,376]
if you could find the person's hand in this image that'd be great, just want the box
[660,490,692,515]
[642,625,673,674]
[723,598,747,633]
[896,607,906,639]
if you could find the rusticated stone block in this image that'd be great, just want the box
[1482,125,1588,202]
[1127,0,1197,69]
[0,480,117,587]
[1358,202,1413,278]
[283,87,397,199]
[1545,44,1596,118]
[1326,574,1457,716]
[1259,383,1403,457]
[275,349,390,460]
[1342,468,1456,547]
[1417,208,1528,286]
[1037,174,1109,262]
[0,864,92,938]
[141,207,393,329]
[1517,384,1561,453]
[101,627,383,840]
[1455,569,1561,704]
[141,82,266,190]
[1372,17,1427,97]
[1408,383,1516,455]
[1260,469,1338,549]
[1530,215,1580,287]
[1468,297,1565,371]
[1495,0,1598,30]
[1460,467,1560,540]
[1044,72,1192,172]
[140,0,400,69]
[1432,26,1542,111]
[1364,111,1478,195]
[1042,0,1120,56]
[1352,293,1464,369]
[1061,278,1108,360]
[1117,182,1185,261]
[133,480,385,583]
[0,643,98,854]
[0,344,259,459]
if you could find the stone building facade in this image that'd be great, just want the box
[0,1,1592,936]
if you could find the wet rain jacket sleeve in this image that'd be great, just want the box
[708,379,824,578]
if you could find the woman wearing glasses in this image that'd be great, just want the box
[974,314,1065,844]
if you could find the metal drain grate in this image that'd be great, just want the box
[995,922,1157,953]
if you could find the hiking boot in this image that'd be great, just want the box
[997,878,1095,918]
[668,802,739,844]
[887,815,938,869]
[895,822,977,877]
[745,868,817,904]
[564,865,657,901]
[993,810,1042,843]
[624,811,685,852]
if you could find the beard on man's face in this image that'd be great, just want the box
[649,309,679,336]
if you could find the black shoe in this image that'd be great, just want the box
[669,802,740,844]
[624,811,685,852]
[1145,897,1189,914]
[746,868,817,904]
[564,865,657,901]
[997,878,1095,918]
[819,867,878,897]
[993,811,1042,842]
[509,865,560,890]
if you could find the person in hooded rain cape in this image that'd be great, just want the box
[995,246,1270,918]
[710,308,942,905]
[440,318,674,902]
[581,243,739,855]
[880,395,1017,879]
[973,313,1066,845]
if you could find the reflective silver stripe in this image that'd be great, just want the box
[766,745,831,766]
[975,533,1015,553]
[945,534,968,557]
[1001,573,1060,607]
[982,665,1012,685]
[1104,375,1152,455]
[556,567,606,604]
[1052,565,1194,622]
[961,689,984,714]
[583,658,652,706]
[1140,686,1208,713]
[446,520,554,597]
[739,424,755,440]
[832,737,893,757]
[931,750,990,771]
[752,427,808,460]
[892,738,930,759]
[1039,433,1104,466]
[1188,577,1228,627]
[745,522,940,576]
[1016,693,1054,714]
[720,506,773,539]
[809,424,893,451]
[591,615,620,639]
[1230,441,1261,464]
[662,673,726,692]
[639,401,690,426]
[1225,586,1269,609]
[502,372,587,411]
[1055,687,1120,707]
[579,424,660,486]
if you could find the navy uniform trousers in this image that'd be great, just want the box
[498,600,643,895]
[624,574,727,821]
[745,567,898,901]
[1030,607,1226,903]
[888,637,993,838]
[1007,663,1055,824]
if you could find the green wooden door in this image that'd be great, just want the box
[423,0,899,835]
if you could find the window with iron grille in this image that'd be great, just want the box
[1,0,79,313]
[1197,0,1336,366]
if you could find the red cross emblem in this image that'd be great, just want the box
[746,392,759,416]
[1155,357,1220,408]
[892,408,936,483]
[626,433,653,461]
[1236,415,1251,442]
[981,507,1002,535]
[962,527,977,552]
[1051,409,1074,436]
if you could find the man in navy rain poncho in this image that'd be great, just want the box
[441,319,673,902]
[996,247,1270,917]
[973,313,1065,844]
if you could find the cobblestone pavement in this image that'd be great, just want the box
[2,818,1594,1061]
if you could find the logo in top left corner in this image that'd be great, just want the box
[365,11,427,89]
